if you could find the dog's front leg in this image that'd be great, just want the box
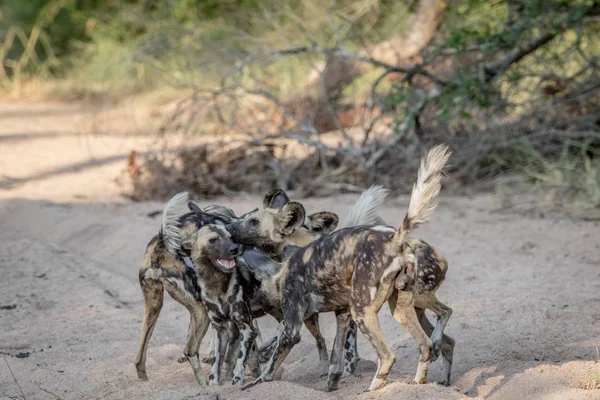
[223,322,241,380]
[200,328,217,364]
[242,317,302,390]
[231,320,257,386]
[326,309,352,392]
[209,325,228,386]
[257,335,278,363]
[246,340,261,378]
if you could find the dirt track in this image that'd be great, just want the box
[1,101,599,400]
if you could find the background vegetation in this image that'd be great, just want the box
[1,0,599,214]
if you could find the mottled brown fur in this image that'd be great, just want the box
[134,203,235,386]
[241,145,454,392]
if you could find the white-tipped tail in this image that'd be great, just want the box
[162,192,189,255]
[393,144,451,247]
[340,185,389,229]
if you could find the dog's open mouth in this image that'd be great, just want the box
[216,258,236,270]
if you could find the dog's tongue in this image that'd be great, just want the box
[217,259,235,269]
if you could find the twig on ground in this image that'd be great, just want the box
[3,354,27,400]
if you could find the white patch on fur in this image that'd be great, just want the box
[340,185,389,229]
[143,268,162,280]
[162,192,189,255]
[165,277,195,303]
[182,256,195,269]
[369,287,377,301]
[380,258,403,283]
[370,225,396,233]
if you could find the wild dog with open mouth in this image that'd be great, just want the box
[174,212,263,387]
[240,145,454,392]
[134,194,235,385]
[137,190,350,385]
[180,193,351,385]
[225,185,389,372]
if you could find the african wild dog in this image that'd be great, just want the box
[175,208,261,386]
[134,194,234,385]
[225,185,389,372]
[241,145,454,392]
[135,190,346,385]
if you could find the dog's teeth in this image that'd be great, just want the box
[217,259,235,269]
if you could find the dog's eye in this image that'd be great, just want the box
[209,237,218,244]
[248,219,259,228]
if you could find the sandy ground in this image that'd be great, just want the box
[1,101,599,400]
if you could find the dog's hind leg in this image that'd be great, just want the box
[341,320,359,378]
[303,313,329,375]
[184,305,211,386]
[134,279,164,381]
[391,291,433,385]
[415,307,454,386]
[352,307,396,392]
[326,309,352,392]
[426,298,452,361]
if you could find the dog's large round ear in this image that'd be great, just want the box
[277,202,306,236]
[188,201,202,213]
[306,211,339,234]
[263,188,290,209]
[203,204,237,222]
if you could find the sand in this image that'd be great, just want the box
[1,100,599,400]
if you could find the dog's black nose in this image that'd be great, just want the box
[225,224,233,232]
[229,244,239,255]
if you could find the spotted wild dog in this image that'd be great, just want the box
[175,212,261,386]
[240,144,454,392]
[180,194,345,386]
[225,185,389,373]
[134,194,235,386]
[136,190,349,386]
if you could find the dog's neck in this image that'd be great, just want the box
[187,255,236,301]
[275,228,319,256]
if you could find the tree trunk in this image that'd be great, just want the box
[315,0,448,102]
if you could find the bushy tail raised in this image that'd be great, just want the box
[340,185,389,229]
[161,192,189,255]
[393,145,451,249]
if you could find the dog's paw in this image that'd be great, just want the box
[406,377,427,385]
[208,374,220,387]
[136,370,148,381]
[437,378,450,387]
[177,355,187,364]
[241,378,262,390]
[366,377,387,392]
[325,384,339,392]
[232,376,244,387]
